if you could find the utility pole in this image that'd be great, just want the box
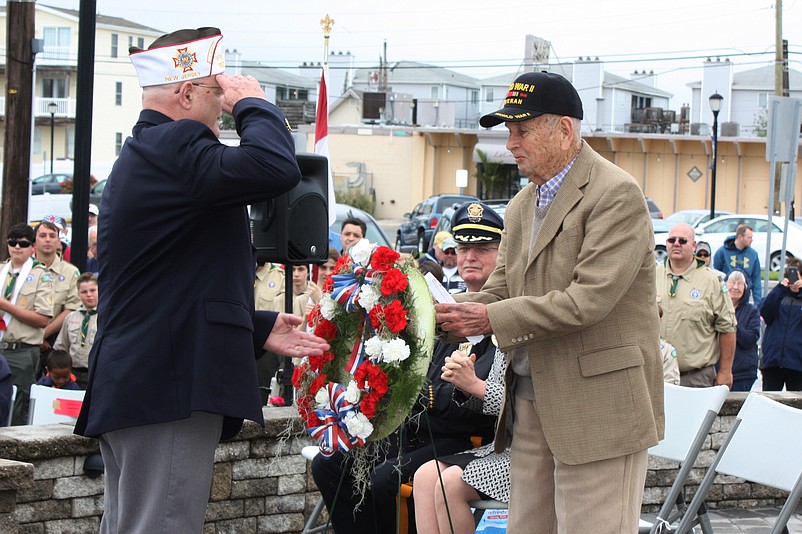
[772,0,785,215]
[1,0,36,259]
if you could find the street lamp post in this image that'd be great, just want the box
[47,101,58,174]
[708,93,723,221]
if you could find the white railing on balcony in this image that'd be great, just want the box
[37,46,78,66]
[0,98,76,118]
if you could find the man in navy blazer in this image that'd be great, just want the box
[74,27,329,534]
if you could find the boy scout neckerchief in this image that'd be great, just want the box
[0,257,35,340]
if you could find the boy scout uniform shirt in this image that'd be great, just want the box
[254,264,285,311]
[45,256,80,318]
[53,306,97,369]
[4,263,54,345]
[656,261,737,372]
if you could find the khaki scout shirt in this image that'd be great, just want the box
[53,306,97,369]
[44,255,80,318]
[656,260,737,372]
[254,263,285,312]
[4,263,54,344]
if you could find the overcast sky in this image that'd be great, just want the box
[27,0,802,108]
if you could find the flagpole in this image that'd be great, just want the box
[316,14,337,227]
[321,14,334,65]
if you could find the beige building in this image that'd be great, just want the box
[0,5,161,180]
[299,123,802,221]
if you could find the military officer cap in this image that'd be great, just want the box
[451,202,504,243]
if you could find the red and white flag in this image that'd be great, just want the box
[315,66,337,226]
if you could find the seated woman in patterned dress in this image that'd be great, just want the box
[413,346,509,534]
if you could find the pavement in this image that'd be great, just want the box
[641,504,802,532]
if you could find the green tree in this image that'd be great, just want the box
[220,112,235,131]
[474,149,502,198]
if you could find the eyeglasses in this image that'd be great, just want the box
[696,252,710,258]
[666,237,689,245]
[174,83,224,95]
[443,249,457,255]
[7,239,33,248]
[457,245,499,255]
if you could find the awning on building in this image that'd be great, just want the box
[473,141,515,165]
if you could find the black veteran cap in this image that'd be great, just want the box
[452,202,504,244]
[479,71,583,128]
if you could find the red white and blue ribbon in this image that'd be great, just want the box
[330,267,375,312]
[309,382,366,456]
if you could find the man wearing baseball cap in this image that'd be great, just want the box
[436,71,664,533]
[73,27,330,533]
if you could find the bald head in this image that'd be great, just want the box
[666,222,696,272]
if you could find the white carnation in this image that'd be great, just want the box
[344,380,361,404]
[320,295,337,320]
[350,239,373,265]
[314,387,330,409]
[381,337,410,363]
[344,411,374,440]
[364,335,384,358]
[357,283,381,311]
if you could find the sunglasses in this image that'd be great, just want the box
[697,252,710,258]
[666,237,689,245]
[7,239,33,248]
[443,249,457,255]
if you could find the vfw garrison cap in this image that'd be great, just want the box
[129,27,225,87]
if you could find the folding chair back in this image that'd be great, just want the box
[27,385,85,425]
[716,393,802,492]
[642,384,729,534]
[676,393,802,534]
[649,384,729,462]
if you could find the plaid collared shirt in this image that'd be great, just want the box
[536,157,577,208]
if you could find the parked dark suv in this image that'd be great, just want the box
[396,194,478,252]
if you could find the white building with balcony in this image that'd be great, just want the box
[0,5,162,180]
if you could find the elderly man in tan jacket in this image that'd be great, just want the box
[436,71,664,534]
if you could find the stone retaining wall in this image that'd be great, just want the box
[0,394,798,533]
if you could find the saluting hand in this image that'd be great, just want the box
[216,74,267,114]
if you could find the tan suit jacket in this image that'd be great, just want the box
[458,143,664,465]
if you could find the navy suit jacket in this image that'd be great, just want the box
[75,98,301,440]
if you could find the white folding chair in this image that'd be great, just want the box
[675,393,802,534]
[469,498,507,526]
[5,385,17,427]
[640,384,730,534]
[27,385,85,425]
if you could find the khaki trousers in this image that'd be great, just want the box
[507,395,648,534]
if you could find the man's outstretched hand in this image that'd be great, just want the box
[264,313,330,357]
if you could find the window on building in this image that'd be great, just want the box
[486,89,494,102]
[631,95,652,109]
[431,86,440,100]
[137,37,145,49]
[115,82,123,106]
[43,27,72,60]
[115,133,123,156]
[471,90,479,105]
[43,78,67,98]
[128,36,133,49]
[111,33,118,58]
[758,92,769,108]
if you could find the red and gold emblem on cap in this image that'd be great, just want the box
[173,47,198,73]
[466,203,484,222]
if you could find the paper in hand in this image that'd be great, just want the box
[424,272,484,345]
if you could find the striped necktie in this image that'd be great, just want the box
[80,309,97,346]
[4,272,19,300]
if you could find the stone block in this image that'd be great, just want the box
[205,500,245,522]
[33,458,74,480]
[19,522,44,534]
[210,463,232,502]
[214,441,250,463]
[0,460,34,491]
[230,478,278,499]
[277,474,306,496]
[244,497,265,516]
[71,495,104,518]
[14,499,71,523]
[233,456,305,480]
[257,513,304,533]
[210,517,258,533]
[51,476,103,499]
[17,479,53,503]
[0,490,18,513]
[41,517,100,533]
[0,513,19,533]
[265,495,304,514]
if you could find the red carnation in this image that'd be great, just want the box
[309,374,328,396]
[370,246,400,272]
[367,365,389,395]
[383,300,408,333]
[360,393,379,419]
[307,304,322,326]
[368,305,383,331]
[334,255,352,274]
[380,268,408,296]
[314,318,337,341]
[291,364,308,388]
[322,275,334,293]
